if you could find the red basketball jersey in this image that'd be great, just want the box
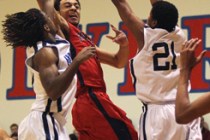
[68,23,106,96]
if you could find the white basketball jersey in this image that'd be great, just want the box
[130,26,186,104]
[25,35,77,117]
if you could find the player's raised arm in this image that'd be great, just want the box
[175,38,208,124]
[36,0,69,39]
[111,0,145,50]
[36,0,55,23]
[96,24,129,68]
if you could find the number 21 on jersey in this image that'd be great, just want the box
[152,42,177,71]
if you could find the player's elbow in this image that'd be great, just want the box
[115,63,123,68]
[175,114,191,124]
[175,111,184,124]
[50,96,59,101]
[176,118,191,124]
[49,95,59,101]
[114,61,127,69]
[176,116,185,124]
[47,91,60,101]
[114,55,128,68]
[175,104,193,124]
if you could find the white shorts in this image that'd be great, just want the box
[18,111,69,140]
[139,103,201,140]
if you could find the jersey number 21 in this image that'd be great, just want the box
[152,42,177,71]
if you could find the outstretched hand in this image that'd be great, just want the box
[180,38,206,71]
[106,24,128,47]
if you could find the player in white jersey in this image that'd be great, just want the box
[111,0,202,139]
[2,8,96,140]
[20,35,78,140]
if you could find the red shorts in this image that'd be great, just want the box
[72,88,138,140]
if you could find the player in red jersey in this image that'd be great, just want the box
[38,0,138,139]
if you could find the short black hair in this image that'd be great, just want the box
[2,8,46,48]
[151,1,178,32]
[54,0,81,11]
[54,0,61,11]
[10,123,18,129]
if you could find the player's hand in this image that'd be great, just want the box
[106,24,129,47]
[180,38,206,71]
[75,47,96,64]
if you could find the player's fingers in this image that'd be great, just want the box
[110,24,121,34]
[112,36,122,43]
[191,39,201,51]
[181,41,187,51]
[188,38,198,48]
[185,39,195,49]
[196,50,206,64]
[106,35,115,40]
[190,38,200,49]
[87,48,96,56]
[185,38,198,50]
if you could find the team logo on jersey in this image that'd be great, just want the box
[64,52,72,65]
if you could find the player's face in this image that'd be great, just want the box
[59,0,81,27]
[10,126,18,134]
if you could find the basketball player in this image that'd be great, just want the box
[38,0,138,139]
[2,7,96,139]
[175,38,208,124]
[111,0,202,139]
